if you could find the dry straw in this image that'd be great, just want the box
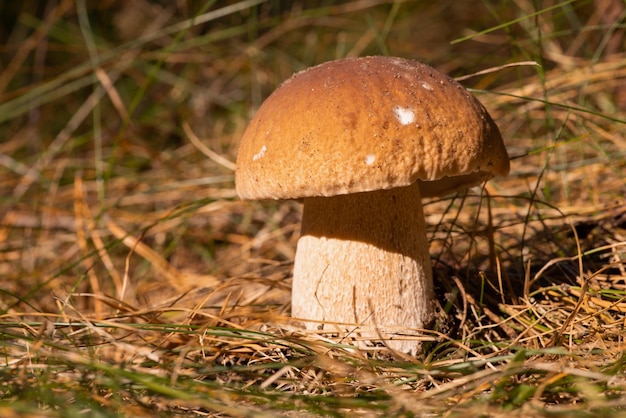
[1,0,625,416]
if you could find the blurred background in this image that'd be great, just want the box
[0,0,624,326]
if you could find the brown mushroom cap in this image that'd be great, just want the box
[236,56,509,200]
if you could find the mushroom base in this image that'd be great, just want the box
[292,181,435,354]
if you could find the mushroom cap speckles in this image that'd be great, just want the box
[252,145,267,161]
[235,56,510,200]
[392,106,416,125]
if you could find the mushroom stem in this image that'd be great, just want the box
[292,181,435,354]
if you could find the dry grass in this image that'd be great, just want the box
[1,0,625,416]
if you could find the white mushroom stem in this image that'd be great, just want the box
[291,181,435,354]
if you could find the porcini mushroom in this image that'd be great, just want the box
[235,56,509,354]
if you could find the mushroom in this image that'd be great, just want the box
[235,56,509,354]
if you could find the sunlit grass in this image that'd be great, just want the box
[1,0,625,416]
